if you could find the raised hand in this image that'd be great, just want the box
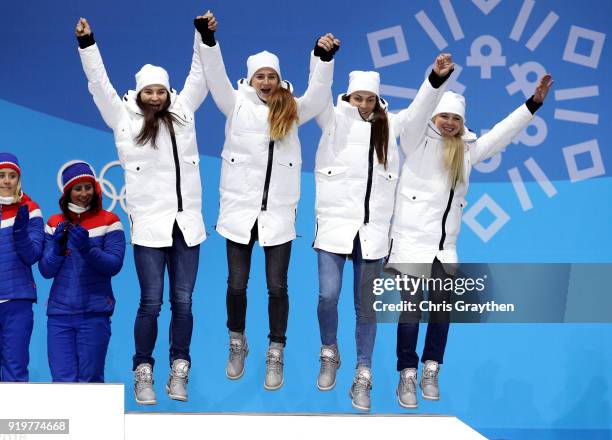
[533,74,553,103]
[75,17,92,37]
[317,33,340,52]
[195,10,217,32]
[433,53,454,77]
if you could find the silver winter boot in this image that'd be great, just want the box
[264,342,284,391]
[166,359,190,402]
[317,345,340,391]
[349,366,372,411]
[397,368,418,409]
[420,360,440,400]
[134,363,157,405]
[226,332,249,380]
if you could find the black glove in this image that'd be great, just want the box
[194,17,215,47]
[77,33,96,49]
[314,39,339,62]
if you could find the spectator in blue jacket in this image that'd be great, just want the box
[39,161,125,382]
[0,152,44,382]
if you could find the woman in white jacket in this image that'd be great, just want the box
[196,12,337,391]
[389,75,553,409]
[312,55,454,411]
[76,15,215,405]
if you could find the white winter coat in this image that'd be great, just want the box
[199,42,334,246]
[78,34,208,248]
[313,78,447,260]
[389,103,535,267]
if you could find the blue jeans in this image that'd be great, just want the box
[317,234,381,368]
[396,257,451,370]
[0,300,33,382]
[226,221,291,345]
[47,314,111,382]
[132,223,200,370]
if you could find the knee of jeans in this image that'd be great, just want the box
[268,286,288,299]
[138,301,162,317]
[170,298,193,312]
[227,285,247,297]
[317,292,339,309]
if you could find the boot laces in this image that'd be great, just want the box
[266,350,283,373]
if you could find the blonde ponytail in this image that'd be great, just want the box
[267,87,299,141]
[442,127,465,188]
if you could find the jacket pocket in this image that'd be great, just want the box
[220,150,249,195]
[270,156,302,204]
[315,166,350,211]
[123,161,156,207]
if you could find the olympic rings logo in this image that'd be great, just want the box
[56,160,128,214]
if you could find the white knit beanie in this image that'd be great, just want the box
[432,91,466,120]
[247,51,282,83]
[135,64,170,94]
[346,71,380,97]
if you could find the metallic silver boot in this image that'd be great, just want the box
[264,343,284,391]
[166,359,190,402]
[420,360,440,400]
[397,368,418,409]
[226,332,249,380]
[349,366,372,411]
[317,345,340,391]
[134,363,157,405]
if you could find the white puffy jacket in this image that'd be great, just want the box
[78,34,208,248]
[313,78,447,260]
[389,103,535,266]
[199,42,334,246]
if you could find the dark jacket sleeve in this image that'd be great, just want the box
[83,229,126,276]
[14,216,44,266]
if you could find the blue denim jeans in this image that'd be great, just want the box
[0,300,33,382]
[396,257,451,371]
[226,221,291,345]
[132,223,200,370]
[317,234,381,368]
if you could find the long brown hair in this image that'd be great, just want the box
[135,93,183,148]
[343,95,389,168]
[267,85,299,141]
[371,100,389,168]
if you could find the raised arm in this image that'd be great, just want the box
[76,18,126,130]
[296,33,339,125]
[395,54,453,155]
[178,12,215,114]
[195,12,237,117]
[309,34,340,130]
[470,74,553,164]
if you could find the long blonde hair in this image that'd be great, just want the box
[438,122,465,188]
[267,86,299,141]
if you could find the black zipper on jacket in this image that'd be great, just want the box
[168,121,183,212]
[363,143,375,224]
[438,188,455,250]
[261,140,275,211]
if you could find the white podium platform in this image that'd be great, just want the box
[0,384,486,439]
[125,413,487,440]
[0,383,124,439]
